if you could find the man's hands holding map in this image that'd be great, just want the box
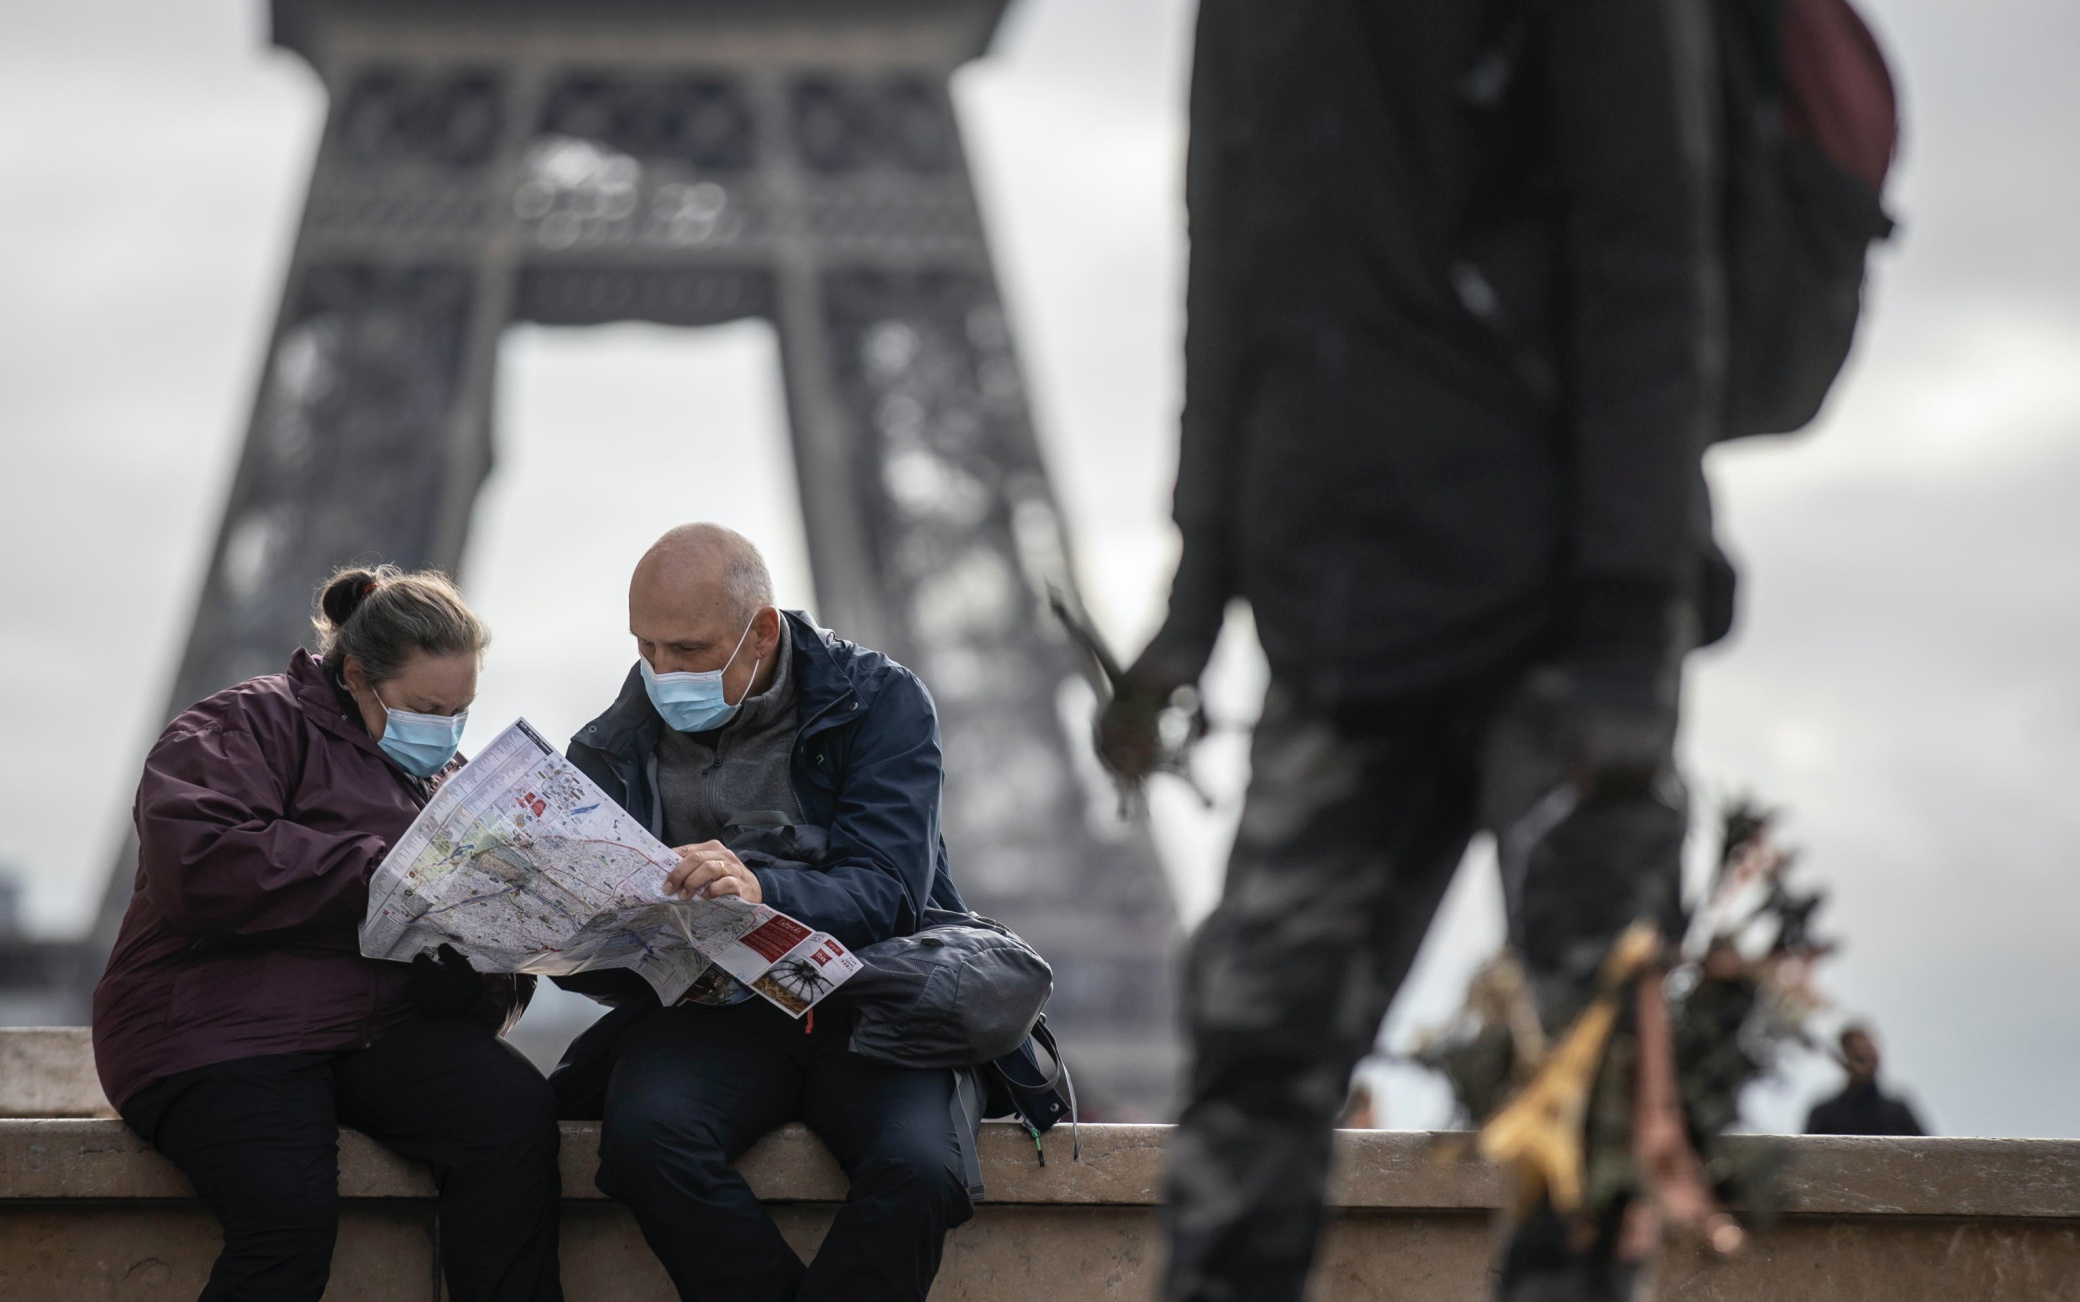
[665,842,763,903]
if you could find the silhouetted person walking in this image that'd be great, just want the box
[1806,1024,1925,1137]
[1100,1,1730,1299]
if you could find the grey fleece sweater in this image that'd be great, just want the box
[652,619,801,1005]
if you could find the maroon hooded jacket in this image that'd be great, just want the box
[92,649,522,1108]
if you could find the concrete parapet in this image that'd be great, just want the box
[0,1028,113,1118]
[4,1117,2079,1299]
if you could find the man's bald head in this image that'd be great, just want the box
[629,524,782,695]
[632,524,774,628]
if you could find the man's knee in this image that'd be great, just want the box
[848,1143,973,1227]
[447,1055,564,1171]
[596,1093,731,1201]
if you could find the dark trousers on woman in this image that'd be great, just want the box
[588,998,972,1302]
[122,1017,564,1302]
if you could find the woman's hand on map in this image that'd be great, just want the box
[664,841,764,904]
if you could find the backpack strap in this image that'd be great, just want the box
[949,1067,986,1198]
[1028,1017,1080,1163]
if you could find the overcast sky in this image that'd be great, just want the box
[1,0,2074,1137]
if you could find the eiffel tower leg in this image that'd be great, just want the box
[760,74,1180,1115]
[87,69,523,965]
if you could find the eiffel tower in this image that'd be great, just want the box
[73,0,1179,1117]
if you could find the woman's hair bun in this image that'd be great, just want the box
[317,567,384,632]
[312,562,486,684]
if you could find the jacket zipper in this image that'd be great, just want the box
[366,765,432,1047]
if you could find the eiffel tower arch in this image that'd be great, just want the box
[87,0,1180,1117]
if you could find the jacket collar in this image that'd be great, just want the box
[575,660,664,764]
[784,610,865,735]
[731,616,797,734]
[289,648,385,757]
[574,610,864,760]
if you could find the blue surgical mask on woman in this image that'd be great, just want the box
[375,691,468,778]
[641,617,761,733]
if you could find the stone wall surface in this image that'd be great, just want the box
[0,1028,114,1118]
[4,1119,2078,1300]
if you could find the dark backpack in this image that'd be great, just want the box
[1465,0,1900,439]
[836,909,1079,1158]
[839,909,1054,1067]
[1718,0,1900,437]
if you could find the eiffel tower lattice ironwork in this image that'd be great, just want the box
[80,0,1180,1116]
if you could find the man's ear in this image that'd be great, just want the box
[756,606,783,658]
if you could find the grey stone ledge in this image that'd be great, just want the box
[3,1119,2076,1219]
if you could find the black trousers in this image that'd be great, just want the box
[122,1017,564,1302]
[1161,674,1687,1302]
[590,998,973,1302]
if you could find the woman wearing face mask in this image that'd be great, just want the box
[92,565,563,1302]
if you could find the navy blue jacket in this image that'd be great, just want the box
[567,611,966,951]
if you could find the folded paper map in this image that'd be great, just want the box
[359,719,860,1015]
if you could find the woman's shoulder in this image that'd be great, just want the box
[153,664,308,754]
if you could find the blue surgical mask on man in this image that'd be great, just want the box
[375,692,469,779]
[641,617,762,733]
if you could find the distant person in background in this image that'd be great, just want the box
[93,566,562,1302]
[1806,1023,1926,1136]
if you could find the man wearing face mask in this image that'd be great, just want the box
[550,523,973,1302]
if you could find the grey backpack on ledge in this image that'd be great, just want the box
[839,908,1077,1182]
[838,908,1053,1068]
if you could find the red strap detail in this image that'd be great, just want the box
[805,1007,814,1035]
[1783,0,1900,192]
